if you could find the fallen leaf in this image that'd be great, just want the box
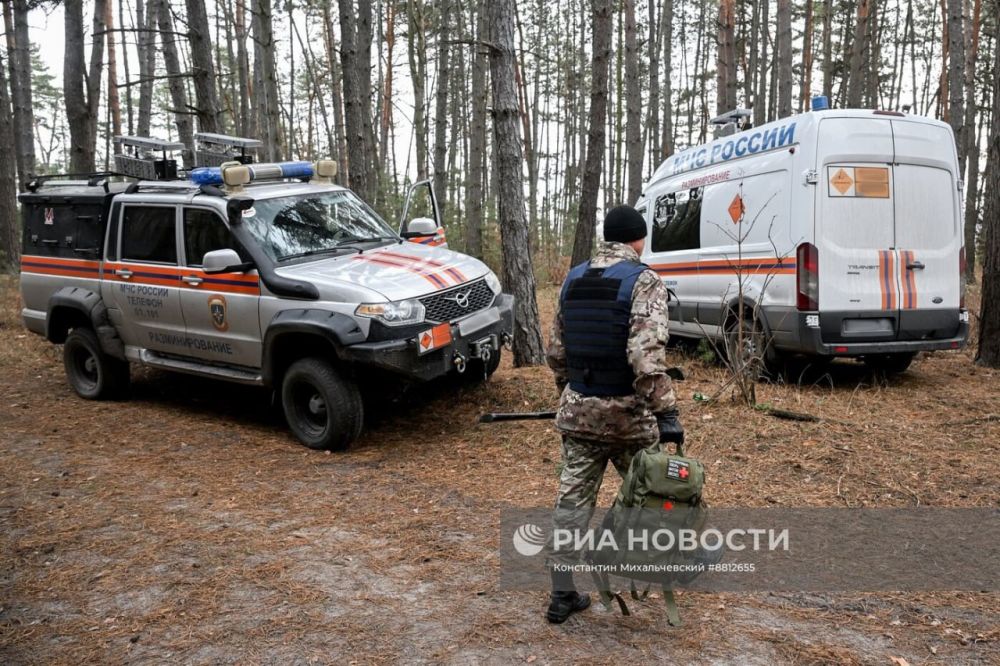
[889,657,911,666]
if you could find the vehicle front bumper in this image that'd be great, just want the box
[337,294,515,381]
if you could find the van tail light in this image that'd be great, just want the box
[959,246,966,309]
[797,242,819,311]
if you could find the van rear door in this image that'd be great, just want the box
[890,120,963,341]
[816,117,899,343]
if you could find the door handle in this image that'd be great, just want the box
[182,275,204,286]
[906,260,925,270]
[116,269,133,279]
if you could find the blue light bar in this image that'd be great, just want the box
[189,161,314,186]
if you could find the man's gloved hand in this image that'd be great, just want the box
[656,410,685,445]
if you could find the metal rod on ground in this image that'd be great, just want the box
[479,411,557,423]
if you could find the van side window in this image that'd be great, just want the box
[652,187,702,252]
[183,209,248,266]
[121,206,177,264]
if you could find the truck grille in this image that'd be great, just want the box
[420,279,495,323]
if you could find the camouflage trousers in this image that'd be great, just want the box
[546,435,649,568]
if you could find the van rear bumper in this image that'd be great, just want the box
[766,307,969,356]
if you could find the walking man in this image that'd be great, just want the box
[544,205,682,623]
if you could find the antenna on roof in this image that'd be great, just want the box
[710,108,753,138]
[114,136,185,180]
[194,133,262,167]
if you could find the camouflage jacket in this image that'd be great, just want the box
[547,242,677,445]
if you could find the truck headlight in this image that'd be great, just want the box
[484,271,502,294]
[355,299,426,326]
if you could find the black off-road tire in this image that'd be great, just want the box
[862,352,915,375]
[63,327,131,400]
[281,357,364,451]
[723,315,779,381]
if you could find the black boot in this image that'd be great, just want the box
[546,569,591,624]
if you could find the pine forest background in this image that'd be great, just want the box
[0,0,999,365]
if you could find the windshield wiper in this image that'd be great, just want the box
[278,246,360,261]
[333,236,402,251]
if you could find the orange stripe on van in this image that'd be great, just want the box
[650,256,796,276]
[878,250,898,311]
[901,250,918,309]
[877,251,887,310]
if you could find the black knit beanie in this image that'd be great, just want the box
[602,205,647,243]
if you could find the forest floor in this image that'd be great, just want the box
[1,273,999,665]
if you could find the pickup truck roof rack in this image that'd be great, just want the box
[711,108,753,138]
[25,172,118,192]
[114,135,185,181]
[194,132,261,167]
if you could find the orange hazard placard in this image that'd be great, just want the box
[418,323,452,355]
[830,168,854,195]
[727,194,744,224]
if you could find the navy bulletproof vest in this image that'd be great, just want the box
[559,259,647,397]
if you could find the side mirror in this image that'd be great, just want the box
[402,217,437,238]
[203,249,248,274]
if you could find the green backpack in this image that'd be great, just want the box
[587,441,709,626]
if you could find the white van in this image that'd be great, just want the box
[636,107,969,373]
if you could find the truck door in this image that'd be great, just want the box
[178,207,262,367]
[890,120,963,341]
[815,117,899,343]
[104,204,188,352]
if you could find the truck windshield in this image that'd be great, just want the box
[241,190,399,261]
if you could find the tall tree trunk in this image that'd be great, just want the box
[801,0,815,111]
[379,0,395,172]
[571,0,611,267]
[4,0,33,184]
[487,0,545,366]
[647,0,660,165]
[717,0,737,114]
[624,0,642,204]
[0,48,17,270]
[323,0,349,183]
[963,0,982,283]
[433,0,451,221]
[63,0,106,173]
[465,1,488,259]
[662,0,676,156]
[339,0,376,202]
[104,0,121,152]
[776,0,793,118]
[754,0,769,126]
[976,13,1000,367]
[407,0,428,180]
[157,0,193,165]
[251,0,282,161]
[848,0,872,107]
[947,0,966,178]
[822,0,833,99]
[186,0,222,133]
[234,0,251,136]
[119,0,133,134]
[357,0,378,181]
[136,0,157,137]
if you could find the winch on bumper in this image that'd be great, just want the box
[338,294,515,381]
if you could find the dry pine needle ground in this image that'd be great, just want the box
[1,275,998,664]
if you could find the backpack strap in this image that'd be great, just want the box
[589,567,631,616]
[661,585,682,626]
[629,580,650,601]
